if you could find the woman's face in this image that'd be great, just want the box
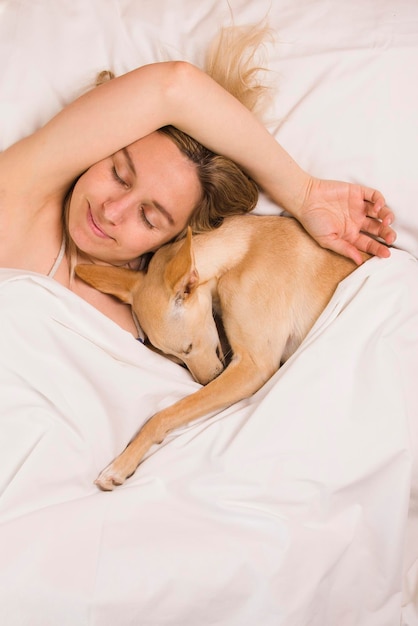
[68,131,202,265]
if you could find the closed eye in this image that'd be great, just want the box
[139,206,155,230]
[183,343,193,355]
[111,166,129,189]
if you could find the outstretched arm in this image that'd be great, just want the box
[3,60,394,261]
[160,63,396,263]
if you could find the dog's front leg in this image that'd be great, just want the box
[95,417,171,490]
[95,354,275,491]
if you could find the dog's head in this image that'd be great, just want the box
[75,228,225,385]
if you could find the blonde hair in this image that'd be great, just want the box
[66,24,272,272]
[160,24,272,237]
[205,24,272,117]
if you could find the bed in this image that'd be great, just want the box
[0,1,417,624]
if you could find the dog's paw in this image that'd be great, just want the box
[95,460,134,491]
[95,467,124,491]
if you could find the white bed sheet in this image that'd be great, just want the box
[1,251,417,626]
[0,1,418,625]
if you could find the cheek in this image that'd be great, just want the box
[124,232,165,259]
[74,163,108,198]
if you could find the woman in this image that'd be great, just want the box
[0,30,395,339]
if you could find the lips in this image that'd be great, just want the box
[87,205,112,239]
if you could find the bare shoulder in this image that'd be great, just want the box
[0,162,64,274]
[0,134,55,203]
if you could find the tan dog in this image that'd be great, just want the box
[76,214,364,490]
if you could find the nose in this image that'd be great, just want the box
[102,195,132,225]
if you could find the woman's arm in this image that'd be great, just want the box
[1,62,190,197]
[165,63,395,264]
[6,60,289,189]
[2,60,394,261]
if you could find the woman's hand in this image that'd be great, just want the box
[295,177,396,265]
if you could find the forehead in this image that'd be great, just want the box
[127,132,201,210]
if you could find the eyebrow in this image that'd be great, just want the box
[122,147,175,226]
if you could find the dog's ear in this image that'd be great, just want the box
[164,227,199,300]
[75,264,142,304]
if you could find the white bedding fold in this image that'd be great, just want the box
[0,250,417,625]
[1,0,418,623]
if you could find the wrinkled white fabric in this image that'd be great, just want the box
[0,250,417,626]
[1,0,418,624]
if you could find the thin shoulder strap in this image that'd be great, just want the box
[48,236,66,278]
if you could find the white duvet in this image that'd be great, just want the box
[0,250,417,626]
[1,1,418,625]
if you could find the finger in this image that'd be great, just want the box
[379,223,397,245]
[326,232,392,264]
[361,217,385,236]
[376,204,395,226]
[321,237,364,266]
[366,201,395,223]
[355,233,392,259]
[361,216,397,244]
[362,186,386,210]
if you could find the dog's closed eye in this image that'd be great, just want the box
[183,344,193,355]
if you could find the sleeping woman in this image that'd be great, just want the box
[0,26,395,339]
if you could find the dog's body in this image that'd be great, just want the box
[76,214,364,490]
